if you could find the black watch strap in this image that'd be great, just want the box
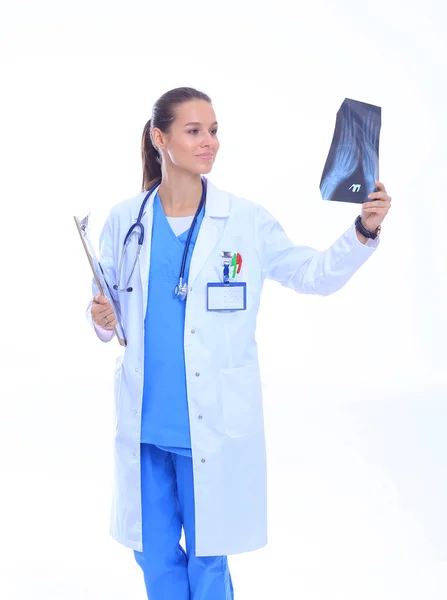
[355,215,380,240]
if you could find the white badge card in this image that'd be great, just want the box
[207,282,247,311]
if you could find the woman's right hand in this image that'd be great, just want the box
[91,294,118,330]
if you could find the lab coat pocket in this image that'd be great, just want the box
[220,363,263,438]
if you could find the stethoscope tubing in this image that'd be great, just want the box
[115,177,207,294]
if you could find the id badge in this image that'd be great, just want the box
[207,282,247,311]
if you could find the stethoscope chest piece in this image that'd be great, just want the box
[174,281,188,300]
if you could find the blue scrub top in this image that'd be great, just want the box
[140,193,205,457]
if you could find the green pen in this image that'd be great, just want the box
[231,253,237,279]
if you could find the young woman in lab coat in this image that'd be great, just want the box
[89,87,391,600]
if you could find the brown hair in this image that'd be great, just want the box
[141,87,212,191]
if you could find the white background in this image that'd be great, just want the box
[1,0,446,598]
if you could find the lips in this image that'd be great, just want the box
[197,153,213,159]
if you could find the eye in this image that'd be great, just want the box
[211,128,218,135]
[188,129,198,134]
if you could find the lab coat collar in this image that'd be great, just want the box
[188,179,230,289]
[204,179,231,217]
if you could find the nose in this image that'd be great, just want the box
[200,131,214,147]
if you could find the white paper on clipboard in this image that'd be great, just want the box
[74,214,127,346]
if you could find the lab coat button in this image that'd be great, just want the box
[201,458,206,463]
[135,368,139,373]
[198,415,203,420]
[191,329,196,334]
[134,410,138,415]
[132,451,136,456]
[195,372,200,377]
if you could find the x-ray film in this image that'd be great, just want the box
[320,98,381,204]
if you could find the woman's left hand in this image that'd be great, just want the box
[361,181,392,232]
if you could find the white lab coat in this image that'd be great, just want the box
[88,180,378,556]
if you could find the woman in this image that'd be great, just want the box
[89,87,391,599]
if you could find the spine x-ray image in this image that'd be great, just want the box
[320,98,381,204]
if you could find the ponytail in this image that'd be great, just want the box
[141,119,162,192]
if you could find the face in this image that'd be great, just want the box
[152,99,219,175]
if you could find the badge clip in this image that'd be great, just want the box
[223,261,230,285]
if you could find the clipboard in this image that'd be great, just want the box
[74,215,127,346]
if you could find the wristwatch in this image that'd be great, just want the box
[355,215,381,240]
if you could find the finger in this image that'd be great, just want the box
[94,314,117,329]
[367,191,390,201]
[103,318,118,330]
[374,181,387,193]
[100,308,116,321]
[92,311,116,329]
[93,294,109,305]
[362,207,389,213]
[363,199,391,209]
[92,305,115,318]
[97,312,117,328]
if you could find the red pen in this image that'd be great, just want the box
[236,253,242,274]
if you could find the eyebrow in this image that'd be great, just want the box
[184,121,218,127]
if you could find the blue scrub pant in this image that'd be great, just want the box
[134,444,234,600]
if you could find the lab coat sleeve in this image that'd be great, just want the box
[86,213,118,342]
[253,204,379,296]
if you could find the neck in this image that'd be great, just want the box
[158,168,203,217]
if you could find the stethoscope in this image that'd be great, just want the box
[113,177,207,300]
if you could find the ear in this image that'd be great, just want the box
[151,127,166,151]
